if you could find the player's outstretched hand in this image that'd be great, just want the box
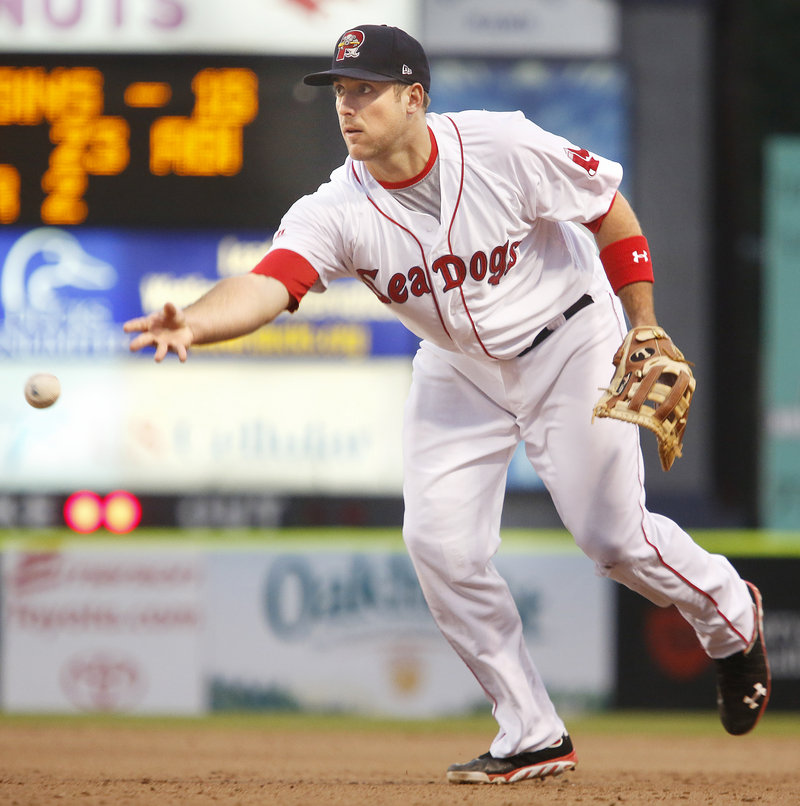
[123,302,194,362]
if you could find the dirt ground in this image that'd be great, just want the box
[0,719,798,805]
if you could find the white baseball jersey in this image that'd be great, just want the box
[270,110,622,359]
[267,107,757,759]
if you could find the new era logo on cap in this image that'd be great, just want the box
[303,24,431,93]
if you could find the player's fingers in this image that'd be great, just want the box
[154,341,169,362]
[176,344,188,362]
[128,332,156,352]
[123,317,150,333]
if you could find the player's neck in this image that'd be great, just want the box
[376,127,437,190]
[365,121,433,186]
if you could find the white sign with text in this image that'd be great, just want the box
[205,545,613,716]
[0,0,418,53]
[1,546,205,713]
[0,359,410,494]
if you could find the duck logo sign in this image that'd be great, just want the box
[0,227,119,356]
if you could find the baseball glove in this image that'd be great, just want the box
[593,326,696,471]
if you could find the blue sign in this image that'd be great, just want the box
[0,226,419,359]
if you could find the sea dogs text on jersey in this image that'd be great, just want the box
[356,240,522,304]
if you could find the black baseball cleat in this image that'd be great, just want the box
[715,581,771,735]
[446,734,577,784]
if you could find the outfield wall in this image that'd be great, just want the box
[2,532,798,717]
[0,534,613,716]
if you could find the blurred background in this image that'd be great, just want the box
[0,0,798,720]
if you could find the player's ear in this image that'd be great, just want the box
[405,82,426,115]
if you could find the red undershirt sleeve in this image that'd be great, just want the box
[251,248,320,312]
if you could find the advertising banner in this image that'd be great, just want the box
[0,226,416,360]
[1,545,205,713]
[0,359,409,494]
[205,544,613,716]
[0,539,614,716]
[614,557,800,712]
[0,0,417,54]
[0,225,544,496]
[423,0,619,57]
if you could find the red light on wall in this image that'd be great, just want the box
[103,490,142,534]
[64,491,104,533]
[63,491,142,534]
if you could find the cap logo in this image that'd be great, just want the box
[335,29,365,62]
[402,64,412,76]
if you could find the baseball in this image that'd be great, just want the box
[24,373,61,408]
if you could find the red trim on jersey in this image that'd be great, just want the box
[607,290,749,651]
[379,127,438,190]
[444,117,466,248]
[443,114,495,360]
[583,190,618,234]
[351,118,496,359]
[633,459,750,649]
[599,235,654,294]
[352,164,453,342]
[251,248,319,311]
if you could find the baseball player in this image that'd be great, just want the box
[125,25,770,784]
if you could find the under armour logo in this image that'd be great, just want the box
[632,250,649,263]
[402,64,412,75]
[743,682,768,710]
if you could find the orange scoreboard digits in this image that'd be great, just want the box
[150,68,258,177]
[3,65,127,224]
[0,57,261,227]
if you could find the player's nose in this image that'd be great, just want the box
[336,92,356,115]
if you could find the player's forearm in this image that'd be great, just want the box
[593,192,657,326]
[593,192,642,250]
[617,281,658,328]
[183,274,291,345]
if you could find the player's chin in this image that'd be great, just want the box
[342,137,371,161]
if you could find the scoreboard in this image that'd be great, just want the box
[0,54,344,229]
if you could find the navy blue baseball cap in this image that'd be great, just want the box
[303,24,431,93]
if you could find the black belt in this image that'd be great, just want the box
[517,294,594,358]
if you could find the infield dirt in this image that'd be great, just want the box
[0,715,798,805]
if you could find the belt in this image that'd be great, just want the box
[517,294,594,358]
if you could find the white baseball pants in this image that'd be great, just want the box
[401,289,755,758]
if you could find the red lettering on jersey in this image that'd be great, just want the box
[507,241,521,273]
[566,147,599,177]
[469,251,488,281]
[357,268,391,304]
[432,254,467,291]
[408,266,432,297]
[488,243,508,285]
[357,240,519,306]
[387,272,409,303]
